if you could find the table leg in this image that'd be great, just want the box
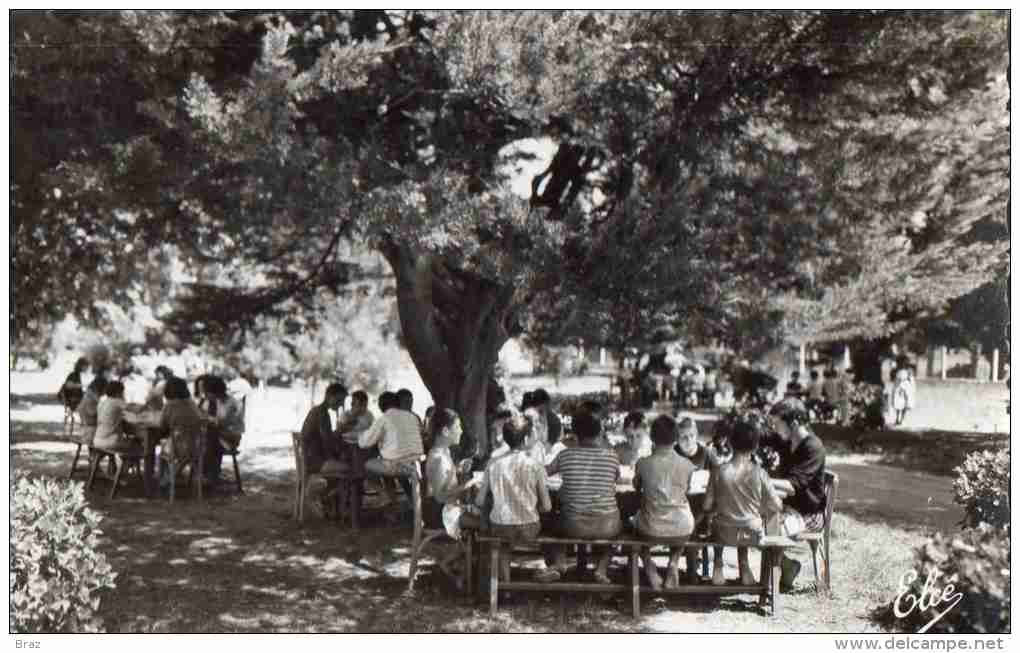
[629,548,640,618]
[489,544,499,617]
[464,532,474,603]
[143,428,157,498]
[351,479,361,530]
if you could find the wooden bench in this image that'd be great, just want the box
[474,534,798,618]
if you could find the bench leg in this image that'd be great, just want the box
[770,551,781,617]
[351,479,361,531]
[489,544,499,617]
[630,548,640,618]
[169,461,176,503]
[464,533,473,603]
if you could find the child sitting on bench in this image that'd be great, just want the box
[674,417,719,582]
[538,412,622,584]
[475,413,552,583]
[704,418,783,586]
[634,415,696,589]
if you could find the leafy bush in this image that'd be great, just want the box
[553,391,613,422]
[872,527,1010,634]
[846,381,885,429]
[953,447,1010,530]
[10,472,117,633]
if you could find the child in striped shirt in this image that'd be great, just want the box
[538,412,621,584]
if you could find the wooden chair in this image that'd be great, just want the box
[792,470,838,592]
[292,432,321,522]
[165,424,207,503]
[218,437,244,495]
[219,395,245,494]
[290,432,364,526]
[86,444,144,500]
[406,460,474,595]
[67,423,95,480]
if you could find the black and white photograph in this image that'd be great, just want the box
[9,9,1011,640]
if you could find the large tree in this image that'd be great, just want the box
[13,11,1009,454]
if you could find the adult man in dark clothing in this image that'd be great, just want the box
[769,398,827,592]
[301,383,347,476]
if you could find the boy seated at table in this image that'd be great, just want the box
[476,413,552,583]
[673,417,718,581]
[634,415,696,589]
[703,418,783,586]
[538,412,621,584]
[359,390,425,517]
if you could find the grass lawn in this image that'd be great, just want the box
[12,432,921,633]
[10,368,1006,633]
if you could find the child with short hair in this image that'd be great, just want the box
[704,419,783,586]
[634,415,696,589]
[476,413,553,582]
[539,412,621,584]
[620,411,651,466]
[674,417,718,582]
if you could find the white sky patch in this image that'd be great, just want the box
[497,137,557,200]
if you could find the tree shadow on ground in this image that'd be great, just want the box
[9,413,933,633]
[816,425,1008,477]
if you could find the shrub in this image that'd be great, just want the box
[872,527,1010,634]
[847,381,884,429]
[553,391,613,423]
[10,472,117,633]
[953,447,1010,530]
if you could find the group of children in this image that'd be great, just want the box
[441,394,806,590]
[298,381,817,591]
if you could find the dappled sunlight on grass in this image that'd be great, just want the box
[7,402,958,633]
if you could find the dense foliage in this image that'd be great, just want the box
[13,11,1009,453]
[872,525,1010,634]
[953,447,1010,530]
[10,472,117,633]
[873,443,1010,633]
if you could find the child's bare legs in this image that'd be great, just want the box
[737,547,755,585]
[641,547,662,589]
[664,546,682,589]
[711,545,726,585]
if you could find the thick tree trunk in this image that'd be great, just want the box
[380,239,515,460]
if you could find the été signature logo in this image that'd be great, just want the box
[893,568,963,633]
